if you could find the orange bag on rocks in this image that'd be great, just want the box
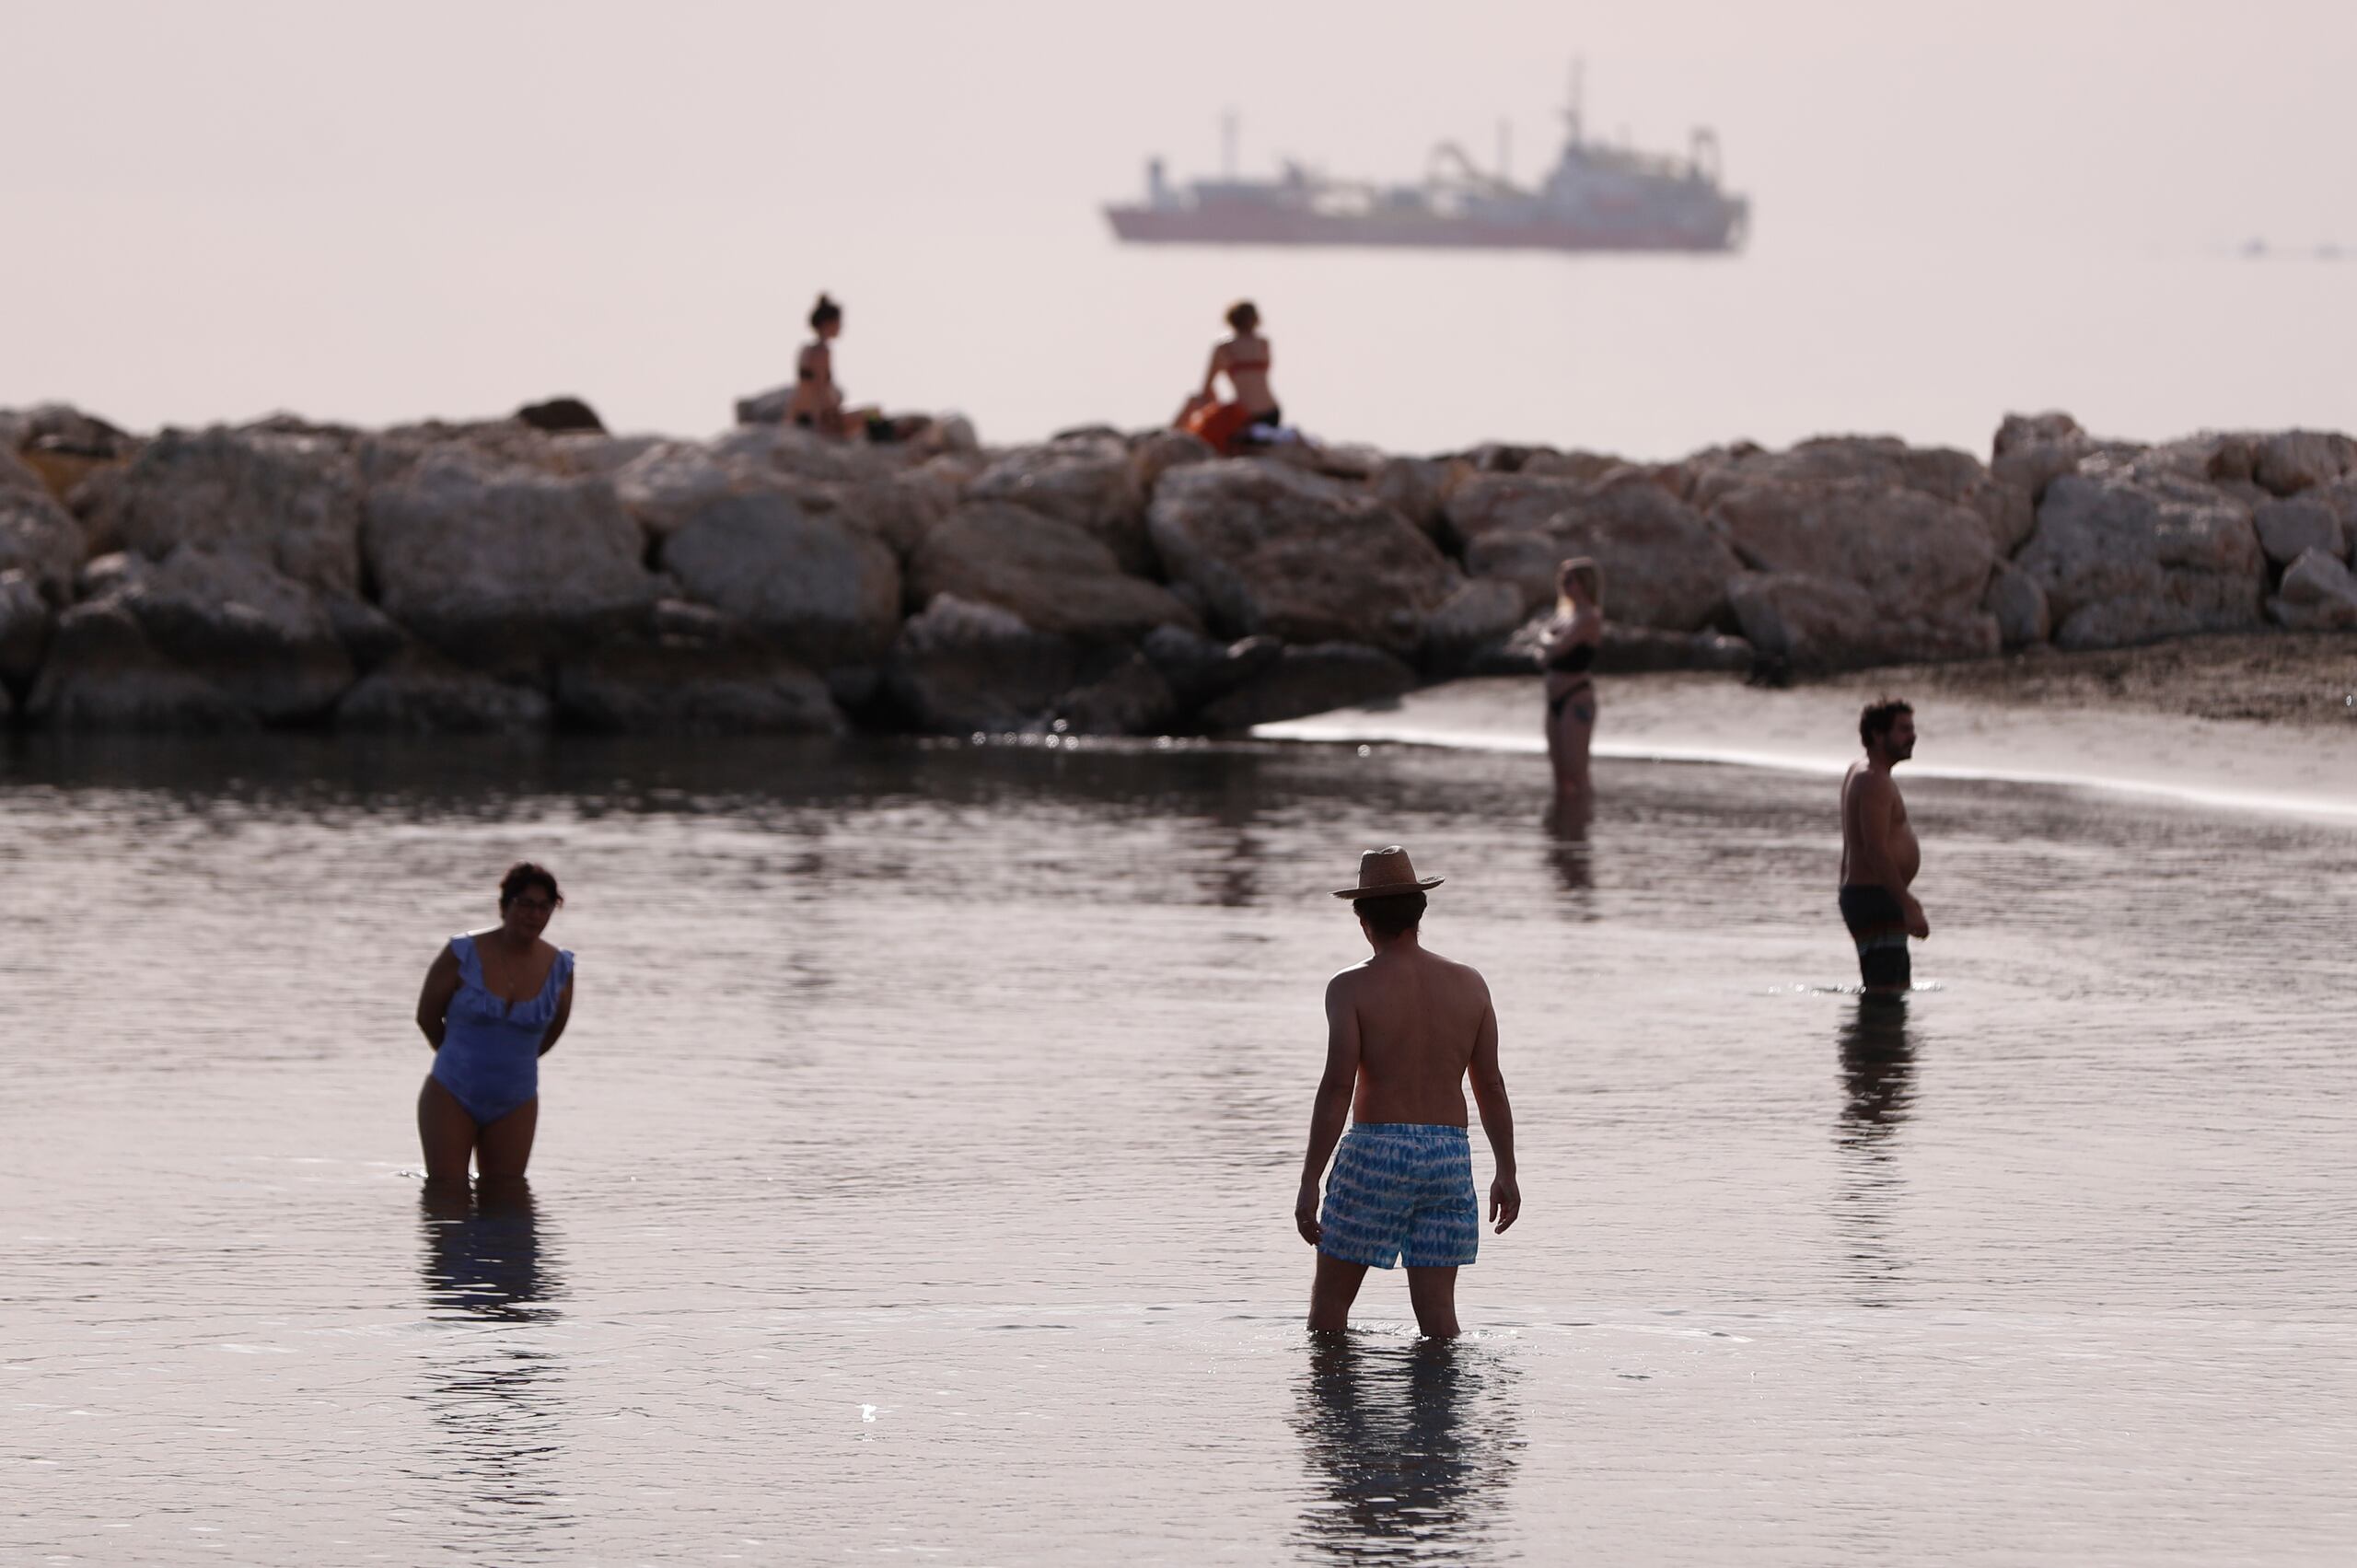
[1179,397,1252,456]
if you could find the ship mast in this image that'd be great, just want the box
[1564,56,1585,147]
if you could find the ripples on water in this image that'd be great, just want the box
[4,733,2353,1563]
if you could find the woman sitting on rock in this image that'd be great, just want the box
[786,293,889,441]
[1538,557,1605,819]
[1180,299,1283,455]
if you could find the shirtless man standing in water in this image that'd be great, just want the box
[1840,700,1929,995]
[1296,847,1520,1339]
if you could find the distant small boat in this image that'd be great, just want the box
[1104,64,1748,256]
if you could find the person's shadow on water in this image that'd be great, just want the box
[1292,1335,1521,1565]
[414,1179,574,1532]
[1833,998,1916,1307]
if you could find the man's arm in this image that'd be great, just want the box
[1467,988,1520,1234]
[1295,975,1362,1246]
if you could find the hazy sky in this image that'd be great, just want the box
[6,0,2352,450]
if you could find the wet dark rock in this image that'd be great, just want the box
[887,593,1081,734]
[0,569,52,693]
[113,545,356,723]
[554,638,844,735]
[324,593,408,672]
[335,647,552,735]
[1195,642,1418,730]
[26,600,255,732]
[1053,651,1180,736]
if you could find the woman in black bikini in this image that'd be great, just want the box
[785,293,885,439]
[1538,557,1605,819]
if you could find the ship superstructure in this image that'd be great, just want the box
[1106,69,1747,255]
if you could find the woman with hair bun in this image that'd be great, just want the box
[412,863,575,1184]
[1538,557,1605,819]
[1179,298,1283,454]
[785,292,888,440]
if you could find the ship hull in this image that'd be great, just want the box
[1105,204,1741,254]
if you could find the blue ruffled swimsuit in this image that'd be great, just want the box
[432,934,575,1126]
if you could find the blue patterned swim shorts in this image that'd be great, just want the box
[1318,1122,1479,1270]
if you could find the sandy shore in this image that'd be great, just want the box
[1260,633,2357,821]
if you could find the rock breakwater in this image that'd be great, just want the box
[1,398,2351,737]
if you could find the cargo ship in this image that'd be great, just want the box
[1105,71,1747,255]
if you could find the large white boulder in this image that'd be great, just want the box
[659,491,901,669]
[1728,572,1999,671]
[362,449,658,666]
[1463,470,1740,631]
[2015,472,2266,649]
[1147,459,1461,657]
[1709,479,1996,627]
[967,434,1151,574]
[115,427,363,593]
[908,502,1197,642]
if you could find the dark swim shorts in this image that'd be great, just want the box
[1318,1123,1479,1270]
[1839,885,1911,993]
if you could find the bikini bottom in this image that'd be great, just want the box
[1548,683,1596,726]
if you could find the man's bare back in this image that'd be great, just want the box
[1329,944,1492,1127]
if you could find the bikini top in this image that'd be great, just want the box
[1227,352,1271,373]
[1546,641,1596,674]
[448,934,575,1037]
[797,344,829,383]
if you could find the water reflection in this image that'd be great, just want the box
[414,1179,574,1546]
[1832,999,1916,1307]
[1539,811,1596,913]
[1293,1335,1520,1564]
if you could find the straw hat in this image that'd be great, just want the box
[1330,845,1445,900]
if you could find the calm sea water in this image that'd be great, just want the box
[5,731,2354,1564]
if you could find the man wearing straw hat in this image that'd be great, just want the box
[1295,846,1521,1339]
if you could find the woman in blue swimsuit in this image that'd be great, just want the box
[413,863,575,1183]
